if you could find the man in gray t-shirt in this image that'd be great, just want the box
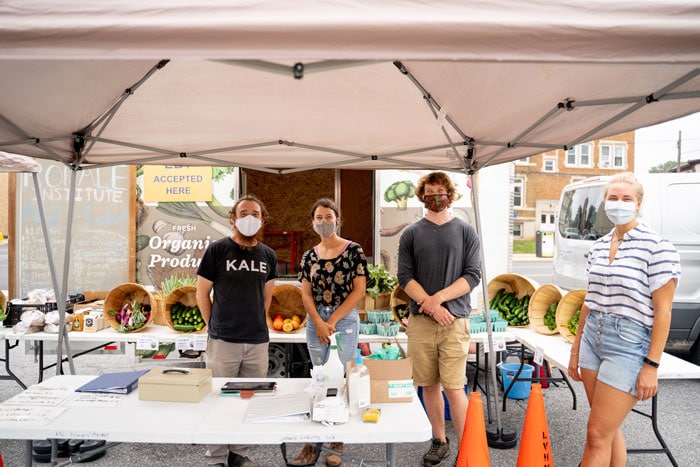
[397,171,481,467]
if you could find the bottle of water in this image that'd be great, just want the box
[348,348,371,415]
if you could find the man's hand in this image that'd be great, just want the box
[418,293,443,316]
[428,305,454,326]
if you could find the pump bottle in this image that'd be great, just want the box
[348,348,371,415]
[323,332,345,392]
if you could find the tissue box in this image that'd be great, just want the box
[138,367,212,403]
[347,357,414,403]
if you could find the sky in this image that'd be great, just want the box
[634,111,700,174]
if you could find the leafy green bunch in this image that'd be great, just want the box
[366,264,398,299]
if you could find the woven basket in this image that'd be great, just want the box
[165,285,207,334]
[528,284,564,335]
[390,285,410,325]
[0,290,6,319]
[267,284,306,330]
[487,273,539,301]
[151,291,167,326]
[103,283,155,333]
[556,289,586,343]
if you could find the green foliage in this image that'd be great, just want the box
[161,273,198,297]
[513,240,536,254]
[366,264,398,299]
[649,160,686,173]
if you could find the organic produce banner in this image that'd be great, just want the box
[136,166,239,288]
[16,161,130,297]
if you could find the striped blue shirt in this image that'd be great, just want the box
[584,224,681,328]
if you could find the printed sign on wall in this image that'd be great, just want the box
[142,166,212,202]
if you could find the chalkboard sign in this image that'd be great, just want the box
[16,161,131,297]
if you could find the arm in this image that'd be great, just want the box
[196,275,213,325]
[636,278,676,400]
[263,279,275,314]
[567,303,591,382]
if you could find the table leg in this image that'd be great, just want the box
[1,339,27,389]
[628,395,679,466]
[386,442,396,467]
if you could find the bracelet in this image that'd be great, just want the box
[643,356,660,368]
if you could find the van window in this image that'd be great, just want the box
[558,186,613,240]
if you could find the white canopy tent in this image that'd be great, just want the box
[2,0,700,443]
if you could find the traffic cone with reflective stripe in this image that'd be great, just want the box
[516,383,553,466]
[456,391,491,466]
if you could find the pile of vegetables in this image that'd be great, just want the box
[567,309,581,336]
[384,180,416,210]
[160,274,198,297]
[110,300,150,333]
[170,303,205,332]
[366,264,398,300]
[544,300,559,331]
[489,288,530,326]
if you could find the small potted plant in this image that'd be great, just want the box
[364,264,398,311]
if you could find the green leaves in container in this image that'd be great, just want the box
[544,300,559,331]
[567,309,581,336]
[366,264,398,300]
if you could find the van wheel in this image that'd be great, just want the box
[267,343,311,378]
[690,340,700,365]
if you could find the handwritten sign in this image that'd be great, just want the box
[16,161,130,297]
[0,406,66,425]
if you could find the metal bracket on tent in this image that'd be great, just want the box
[293,62,304,79]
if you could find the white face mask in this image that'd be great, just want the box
[604,200,637,225]
[313,221,337,238]
[235,215,262,237]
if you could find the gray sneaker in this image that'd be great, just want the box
[227,452,259,467]
[423,437,450,466]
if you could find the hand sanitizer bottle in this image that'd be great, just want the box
[348,348,371,415]
[323,332,345,392]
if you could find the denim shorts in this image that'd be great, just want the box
[579,309,651,396]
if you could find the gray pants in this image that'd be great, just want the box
[205,338,269,465]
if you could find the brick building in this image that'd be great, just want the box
[513,131,635,240]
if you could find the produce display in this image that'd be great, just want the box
[567,309,581,336]
[544,300,559,331]
[109,300,151,333]
[489,288,530,326]
[170,302,205,332]
[272,313,302,333]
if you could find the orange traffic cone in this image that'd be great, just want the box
[516,383,553,466]
[456,392,491,467]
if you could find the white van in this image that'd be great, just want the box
[553,173,700,363]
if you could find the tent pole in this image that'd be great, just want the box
[31,172,75,375]
[469,170,517,449]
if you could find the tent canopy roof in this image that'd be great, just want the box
[1,1,700,173]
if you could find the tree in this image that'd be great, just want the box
[649,160,686,173]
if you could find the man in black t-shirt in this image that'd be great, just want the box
[196,195,277,467]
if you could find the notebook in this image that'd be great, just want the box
[75,370,150,395]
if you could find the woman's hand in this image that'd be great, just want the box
[314,320,336,345]
[567,353,581,382]
[636,365,659,401]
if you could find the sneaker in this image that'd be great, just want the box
[291,444,317,465]
[227,452,259,467]
[325,442,343,467]
[423,437,450,466]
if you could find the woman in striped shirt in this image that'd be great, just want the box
[567,172,681,467]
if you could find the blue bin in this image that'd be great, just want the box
[499,362,534,399]
[417,385,468,420]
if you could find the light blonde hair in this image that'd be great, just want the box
[604,172,644,202]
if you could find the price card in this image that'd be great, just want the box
[176,335,207,351]
[534,347,544,366]
[483,338,506,354]
[136,336,160,351]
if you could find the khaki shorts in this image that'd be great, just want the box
[406,313,470,389]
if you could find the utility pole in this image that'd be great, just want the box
[677,130,682,172]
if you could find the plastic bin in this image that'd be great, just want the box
[417,385,468,420]
[499,362,534,399]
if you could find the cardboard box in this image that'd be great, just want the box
[83,291,109,301]
[138,367,212,403]
[347,357,414,403]
[83,312,106,332]
[73,299,104,314]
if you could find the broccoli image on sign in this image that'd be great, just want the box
[384,180,416,210]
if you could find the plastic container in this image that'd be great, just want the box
[499,362,534,399]
[323,332,345,391]
[348,349,371,416]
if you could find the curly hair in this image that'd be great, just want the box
[415,171,457,201]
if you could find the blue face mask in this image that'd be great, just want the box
[604,200,636,225]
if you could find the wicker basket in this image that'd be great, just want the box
[103,283,155,333]
[528,284,564,335]
[165,285,207,334]
[0,290,6,319]
[556,289,586,343]
[390,285,410,325]
[151,291,167,326]
[487,273,539,327]
[267,284,306,330]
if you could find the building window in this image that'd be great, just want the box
[599,142,628,169]
[515,157,530,165]
[513,177,524,208]
[543,156,557,172]
[513,222,523,238]
[565,143,594,168]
